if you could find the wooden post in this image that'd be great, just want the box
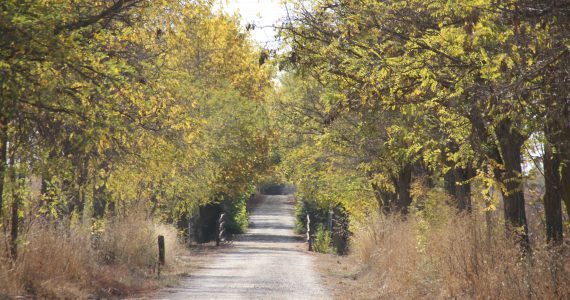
[307,214,312,251]
[216,213,225,246]
[327,210,333,232]
[158,235,165,265]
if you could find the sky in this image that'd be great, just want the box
[221,0,288,47]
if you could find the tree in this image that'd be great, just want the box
[278,0,570,248]
[0,0,275,257]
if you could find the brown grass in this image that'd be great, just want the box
[351,212,570,299]
[0,213,186,299]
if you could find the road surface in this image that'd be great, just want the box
[155,194,329,299]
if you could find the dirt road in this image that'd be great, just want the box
[155,195,329,299]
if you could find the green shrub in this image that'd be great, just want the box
[312,224,334,254]
[223,190,251,234]
[295,199,327,233]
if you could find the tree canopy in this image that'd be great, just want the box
[276,0,570,247]
[0,0,275,248]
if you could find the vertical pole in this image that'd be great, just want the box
[0,118,7,221]
[307,214,312,251]
[328,210,333,232]
[216,213,226,246]
[158,235,165,265]
[188,215,193,246]
[216,218,221,247]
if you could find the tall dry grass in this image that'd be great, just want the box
[353,211,570,299]
[0,213,184,299]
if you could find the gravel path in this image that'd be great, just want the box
[155,195,329,300]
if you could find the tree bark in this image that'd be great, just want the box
[541,98,569,243]
[444,167,457,198]
[556,105,570,221]
[543,142,563,243]
[396,163,413,214]
[444,166,472,211]
[371,182,396,214]
[93,159,111,218]
[560,164,570,221]
[494,119,530,250]
[0,117,7,220]
[93,181,109,219]
[455,166,472,212]
[9,156,21,259]
[10,183,19,259]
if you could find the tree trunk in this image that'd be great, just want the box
[93,181,108,219]
[556,106,570,221]
[0,117,7,220]
[75,157,89,217]
[542,99,569,243]
[9,157,20,259]
[560,164,570,221]
[455,166,472,212]
[93,159,110,219]
[543,142,563,243]
[444,166,472,211]
[396,163,412,214]
[371,182,396,214]
[494,119,530,250]
[444,167,457,198]
[10,184,19,259]
[177,213,189,242]
[414,162,434,188]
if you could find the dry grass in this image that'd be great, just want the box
[351,212,570,299]
[0,213,186,299]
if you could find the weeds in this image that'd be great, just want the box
[0,213,184,299]
[352,212,570,299]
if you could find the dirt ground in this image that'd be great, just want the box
[314,253,385,300]
[127,243,223,299]
[149,195,328,299]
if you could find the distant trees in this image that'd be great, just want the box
[277,0,570,247]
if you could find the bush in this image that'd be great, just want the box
[222,191,251,234]
[294,199,327,234]
[312,224,334,254]
[295,199,351,254]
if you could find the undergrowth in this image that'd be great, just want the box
[0,212,185,299]
[223,190,251,234]
[353,211,570,299]
[313,224,334,254]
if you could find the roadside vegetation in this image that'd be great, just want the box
[0,212,184,298]
[0,1,274,298]
[273,0,570,298]
[3,0,570,299]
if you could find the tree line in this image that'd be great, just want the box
[0,0,274,258]
[275,0,570,250]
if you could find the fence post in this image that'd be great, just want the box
[216,213,226,246]
[307,214,312,251]
[158,235,165,265]
[328,210,333,232]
